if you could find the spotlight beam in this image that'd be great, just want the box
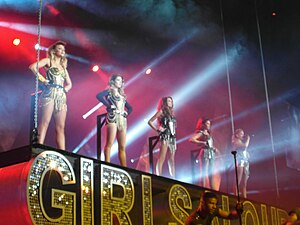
[125,31,197,87]
[73,34,198,153]
[82,31,197,120]
[106,49,239,159]
[82,103,103,119]
[125,51,233,147]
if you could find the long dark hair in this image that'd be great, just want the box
[157,96,174,118]
[196,117,211,133]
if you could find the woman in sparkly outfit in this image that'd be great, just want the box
[148,96,176,177]
[232,128,250,198]
[29,41,72,150]
[96,74,132,166]
[189,118,219,190]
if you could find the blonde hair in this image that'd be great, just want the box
[234,129,244,137]
[47,41,67,68]
[108,74,126,97]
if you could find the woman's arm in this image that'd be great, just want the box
[64,68,72,93]
[148,111,164,132]
[29,58,50,84]
[189,132,206,145]
[125,101,133,116]
[232,136,250,149]
[96,90,111,108]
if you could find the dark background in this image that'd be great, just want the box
[0,0,299,211]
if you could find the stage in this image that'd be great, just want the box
[0,145,289,225]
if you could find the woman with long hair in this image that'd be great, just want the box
[148,96,176,177]
[96,74,132,166]
[29,40,72,150]
[189,118,219,190]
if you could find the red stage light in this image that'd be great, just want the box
[13,38,21,46]
[46,4,60,16]
[272,11,277,16]
[145,68,152,75]
[92,65,99,72]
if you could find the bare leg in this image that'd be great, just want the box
[211,172,221,191]
[116,129,127,167]
[210,159,221,191]
[104,124,117,163]
[241,169,249,198]
[38,102,54,145]
[53,109,67,150]
[202,158,210,188]
[168,151,175,178]
[198,150,204,186]
[156,142,168,176]
[234,166,243,196]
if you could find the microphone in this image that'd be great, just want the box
[244,134,254,139]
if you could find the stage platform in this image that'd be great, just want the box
[0,145,288,225]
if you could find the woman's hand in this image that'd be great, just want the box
[157,126,166,133]
[122,111,128,118]
[106,105,116,112]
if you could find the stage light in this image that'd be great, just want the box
[272,12,277,16]
[125,31,197,87]
[46,4,60,16]
[72,127,97,153]
[80,37,192,120]
[145,68,152,75]
[82,31,198,121]
[34,44,48,51]
[82,103,103,120]
[92,65,99,72]
[12,38,20,46]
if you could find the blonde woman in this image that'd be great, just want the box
[29,41,72,150]
[232,128,250,198]
[96,74,132,166]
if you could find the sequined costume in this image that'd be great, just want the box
[40,67,67,112]
[158,115,176,153]
[195,129,216,188]
[96,89,132,130]
[236,146,250,177]
[197,130,216,160]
